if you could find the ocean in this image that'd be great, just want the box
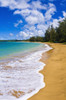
[0,42,42,59]
[0,42,52,100]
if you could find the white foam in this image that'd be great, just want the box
[0,44,52,100]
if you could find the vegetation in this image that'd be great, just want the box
[29,18,66,43]
[44,18,66,43]
[29,36,44,42]
[0,18,66,43]
[0,40,21,42]
[0,39,29,42]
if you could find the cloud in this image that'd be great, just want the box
[25,9,44,25]
[19,31,29,39]
[26,15,38,25]
[37,24,48,32]
[63,11,66,18]
[51,19,59,28]
[0,0,30,10]
[15,9,45,26]
[38,30,44,36]
[51,11,66,28]
[13,1,57,39]
[14,3,56,24]
[45,3,56,20]
[17,9,31,17]
[14,20,23,27]
[1,0,65,40]
[14,9,31,17]
[14,9,45,25]
[31,0,47,10]
[9,33,14,36]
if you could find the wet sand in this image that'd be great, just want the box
[28,43,66,100]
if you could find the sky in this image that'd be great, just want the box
[0,0,66,40]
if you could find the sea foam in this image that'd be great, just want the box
[0,44,52,100]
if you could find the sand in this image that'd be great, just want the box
[28,43,66,100]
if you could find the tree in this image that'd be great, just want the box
[56,18,66,42]
[29,36,36,41]
[50,25,56,42]
[44,18,66,43]
[45,27,50,41]
[29,36,44,42]
[36,36,44,42]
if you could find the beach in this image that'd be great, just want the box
[0,42,52,100]
[28,43,66,100]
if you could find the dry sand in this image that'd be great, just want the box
[28,43,66,100]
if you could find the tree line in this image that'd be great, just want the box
[29,18,66,43]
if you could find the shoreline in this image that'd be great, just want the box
[28,43,66,100]
[0,42,52,100]
[16,43,52,100]
[0,42,66,100]
[0,42,42,62]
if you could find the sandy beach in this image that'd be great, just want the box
[28,43,66,100]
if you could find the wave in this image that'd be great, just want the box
[0,44,52,100]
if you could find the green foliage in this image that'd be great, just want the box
[44,18,66,43]
[2,18,65,43]
[56,18,66,42]
[50,25,56,42]
[45,27,50,42]
[29,36,36,41]
[29,36,44,42]
[36,36,44,42]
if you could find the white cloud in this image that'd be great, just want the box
[14,9,31,17]
[45,3,56,20]
[29,32,35,37]
[20,9,31,17]
[51,19,59,28]
[1,0,63,40]
[51,11,66,28]
[0,0,30,10]
[14,20,23,27]
[24,25,38,37]
[38,30,44,36]
[28,26,36,31]
[63,11,66,18]
[37,24,48,32]
[25,10,44,25]
[31,0,47,10]
[9,33,14,36]
[31,10,44,22]
[19,31,29,39]
[14,9,45,25]
[26,15,38,25]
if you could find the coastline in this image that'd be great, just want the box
[0,42,52,100]
[16,43,52,100]
[28,43,66,100]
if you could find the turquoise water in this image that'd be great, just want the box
[0,42,42,59]
[0,42,52,100]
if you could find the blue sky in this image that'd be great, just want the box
[0,0,66,40]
